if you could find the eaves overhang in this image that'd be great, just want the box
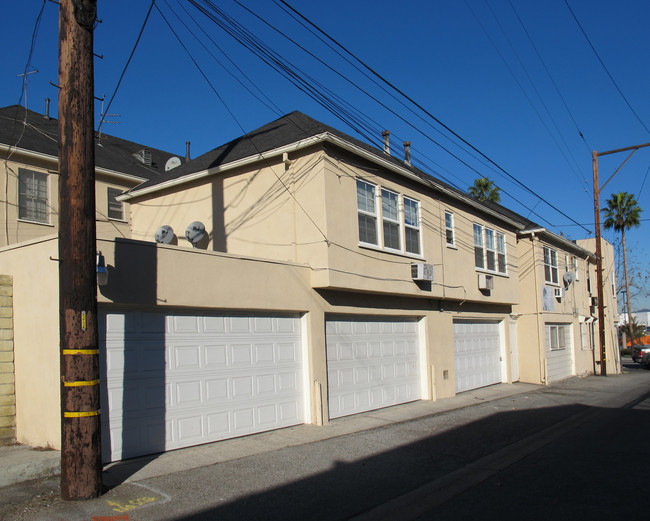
[117,132,526,229]
[518,227,597,261]
[0,143,148,184]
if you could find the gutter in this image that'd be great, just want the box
[517,227,596,261]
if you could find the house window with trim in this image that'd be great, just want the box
[404,197,421,255]
[357,179,378,245]
[18,168,49,224]
[572,256,579,281]
[382,188,401,250]
[473,223,485,269]
[107,187,124,220]
[547,323,569,350]
[496,232,507,273]
[543,246,559,284]
[445,211,455,247]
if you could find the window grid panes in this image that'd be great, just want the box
[404,197,421,255]
[544,246,559,284]
[107,187,124,220]
[445,211,454,246]
[473,224,485,269]
[548,324,567,350]
[496,232,506,273]
[357,180,378,245]
[18,169,49,224]
[382,189,401,250]
[485,228,496,272]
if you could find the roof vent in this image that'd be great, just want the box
[134,149,152,166]
[404,141,411,166]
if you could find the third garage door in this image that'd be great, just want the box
[454,320,503,393]
[326,316,422,419]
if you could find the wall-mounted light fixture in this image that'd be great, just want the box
[96,251,108,286]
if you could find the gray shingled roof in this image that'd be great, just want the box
[0,105,180,181]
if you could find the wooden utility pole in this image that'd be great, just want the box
[58,0,102,500]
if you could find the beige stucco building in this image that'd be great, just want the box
[0,106,619,461]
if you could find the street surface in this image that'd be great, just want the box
[1,358,649,521]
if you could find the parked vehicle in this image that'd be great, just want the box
[643,352,650,370]
[632,344,650,363]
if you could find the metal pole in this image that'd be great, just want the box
[58,0,102,500]
[592,151,607,376]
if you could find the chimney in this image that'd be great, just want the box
[44,98,50,119]
[186,140,191,160]
[403,141,411,166]
[382,130,390,155]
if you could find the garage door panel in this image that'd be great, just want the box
[327,317,421,419]
[101,310,305,462]
[454,320,502,393]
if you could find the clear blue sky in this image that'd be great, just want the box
[3,0,650,308]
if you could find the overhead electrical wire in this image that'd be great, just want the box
[564,0,650,137]
[276,0,592,234]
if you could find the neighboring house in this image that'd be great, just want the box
[0,107,619,462]
[0,104,182,246]
[0,103,181,446]
[515,229,619,384]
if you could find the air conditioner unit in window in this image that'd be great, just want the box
[554,287,564,299]
[411,263,434,281]
[478,274,494,290]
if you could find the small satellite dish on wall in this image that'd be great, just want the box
[154,225,174,244]
[185,221,206,247]
[563,271,576,287]
[165,156,182,172]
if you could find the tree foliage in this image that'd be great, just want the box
[469,177,501,203]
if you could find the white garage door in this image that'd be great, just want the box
[326,317,421,419]
[100,309,305,462]
[454,320,503,393]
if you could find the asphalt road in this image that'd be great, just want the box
[2,359,650,521]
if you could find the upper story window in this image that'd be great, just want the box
[474,223,507,274]
[107,187,124,220]
[382,188,401,250]
[543,246,559,285]
[18,168,49,224]
[572,256,579,281]
[356,179,421,256]
[445,211,455,247]
[357,179,378,245]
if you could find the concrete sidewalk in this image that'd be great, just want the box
[0,380,541,489]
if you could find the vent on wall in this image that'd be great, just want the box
[134,149,152,166]
[478,274,494,290]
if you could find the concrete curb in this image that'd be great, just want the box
[0,446,60,488]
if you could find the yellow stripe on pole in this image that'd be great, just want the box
[64,410,100,418]
[62,349,99,355]
[63,380,99,387]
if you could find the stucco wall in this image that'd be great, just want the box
[0,236,60,448]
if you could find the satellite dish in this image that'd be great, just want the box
[563,271,576,286]
[154,225,174,244]
[165,156,182,172]
[185,221,206,247]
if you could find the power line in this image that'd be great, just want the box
[564,0,650,136]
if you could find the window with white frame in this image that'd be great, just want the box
[382,188,401,250]
[474,223,507,274]
[18,168,49,224]
[445,211,455,247]
[547,323,569,350]
[404,197,421,255]
[357,179,378,246]
[107,187,124,220]
[572,256,579,281]
[543,246,559,284]
[356,179,421,256]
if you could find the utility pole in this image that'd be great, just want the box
[58,0,102,500]
[592,142,650,377]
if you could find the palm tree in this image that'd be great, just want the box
[469,177,501,203]
[602,192,642,343]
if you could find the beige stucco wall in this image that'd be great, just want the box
[0,236,60,448]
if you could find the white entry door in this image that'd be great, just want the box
[100,309,305,462]
[326,316,421,419]
[454,320,503,393]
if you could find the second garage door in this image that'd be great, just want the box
[100,310,306,462]
[326,316,422,419]
[454,320,503,393]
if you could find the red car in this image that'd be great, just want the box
[632,345,650,363]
